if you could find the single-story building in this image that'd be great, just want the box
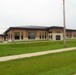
[0,26,76,42]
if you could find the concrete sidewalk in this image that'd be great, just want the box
[0,47,76,62]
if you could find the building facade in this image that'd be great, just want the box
[0,26,76,42]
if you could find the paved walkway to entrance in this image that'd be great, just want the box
[0,47,76,62]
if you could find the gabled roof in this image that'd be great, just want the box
[49,26,76,31]
[49,26,63,29]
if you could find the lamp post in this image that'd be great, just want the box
[63,0,66,47]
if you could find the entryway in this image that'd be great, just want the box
[56,35,60,40]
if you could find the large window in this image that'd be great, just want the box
[42,33,45,39]
[49,35,52,39]
[56,35,60,40]
[28,32,35,39]
[8,34,10,39]
[8,34,12,40]
[21,32,23,40]
[4,37,6,41]
[39,32,46,39]
[39,33,41,39]
[14,32,20,40]
[45,33,46,39]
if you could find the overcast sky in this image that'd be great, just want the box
[0,0,76,33]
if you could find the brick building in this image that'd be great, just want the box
[0,26,76,42]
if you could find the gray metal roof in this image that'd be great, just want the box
[3,25,76,34]
[12,26,49,29]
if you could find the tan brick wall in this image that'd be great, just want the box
[72,31,76,38]
[49,28,63,33]
[7,29,27,41]
[49,28,76,39]
[6,29,48,41]
[49,28,64,40]
[0,36,3,41]
[66,31,76,38]
[5,28,76,41]
[25,30,48,40]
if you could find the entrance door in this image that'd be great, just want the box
[4,37,6,41]
[56,35,60,40]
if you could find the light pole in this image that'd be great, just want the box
[63,0,66,47]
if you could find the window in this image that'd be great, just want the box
[49,35,52,39]
[39,32,46,39]
[14,32,20,40]
[21,32,23,40]
[56,35,60,40]
[11,34,12,39]
[67,33,72,38]
[39,33,41,39]
[28,32,35,39]
[51,35,52,39]
[4,37,6,41]
[45,33,46,39]
[8,34,10,39]
[49,35,50,39]
[8,34,12,40]
[42,32,45,39]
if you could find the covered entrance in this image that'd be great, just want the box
[56,35,61,40]
[4,37,6,41]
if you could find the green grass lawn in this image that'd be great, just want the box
[0,50,76,75]
[0,39,76,57]
[0,41,3,43]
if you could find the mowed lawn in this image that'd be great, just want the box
[0,39,76,57]
[0,50,76,75]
